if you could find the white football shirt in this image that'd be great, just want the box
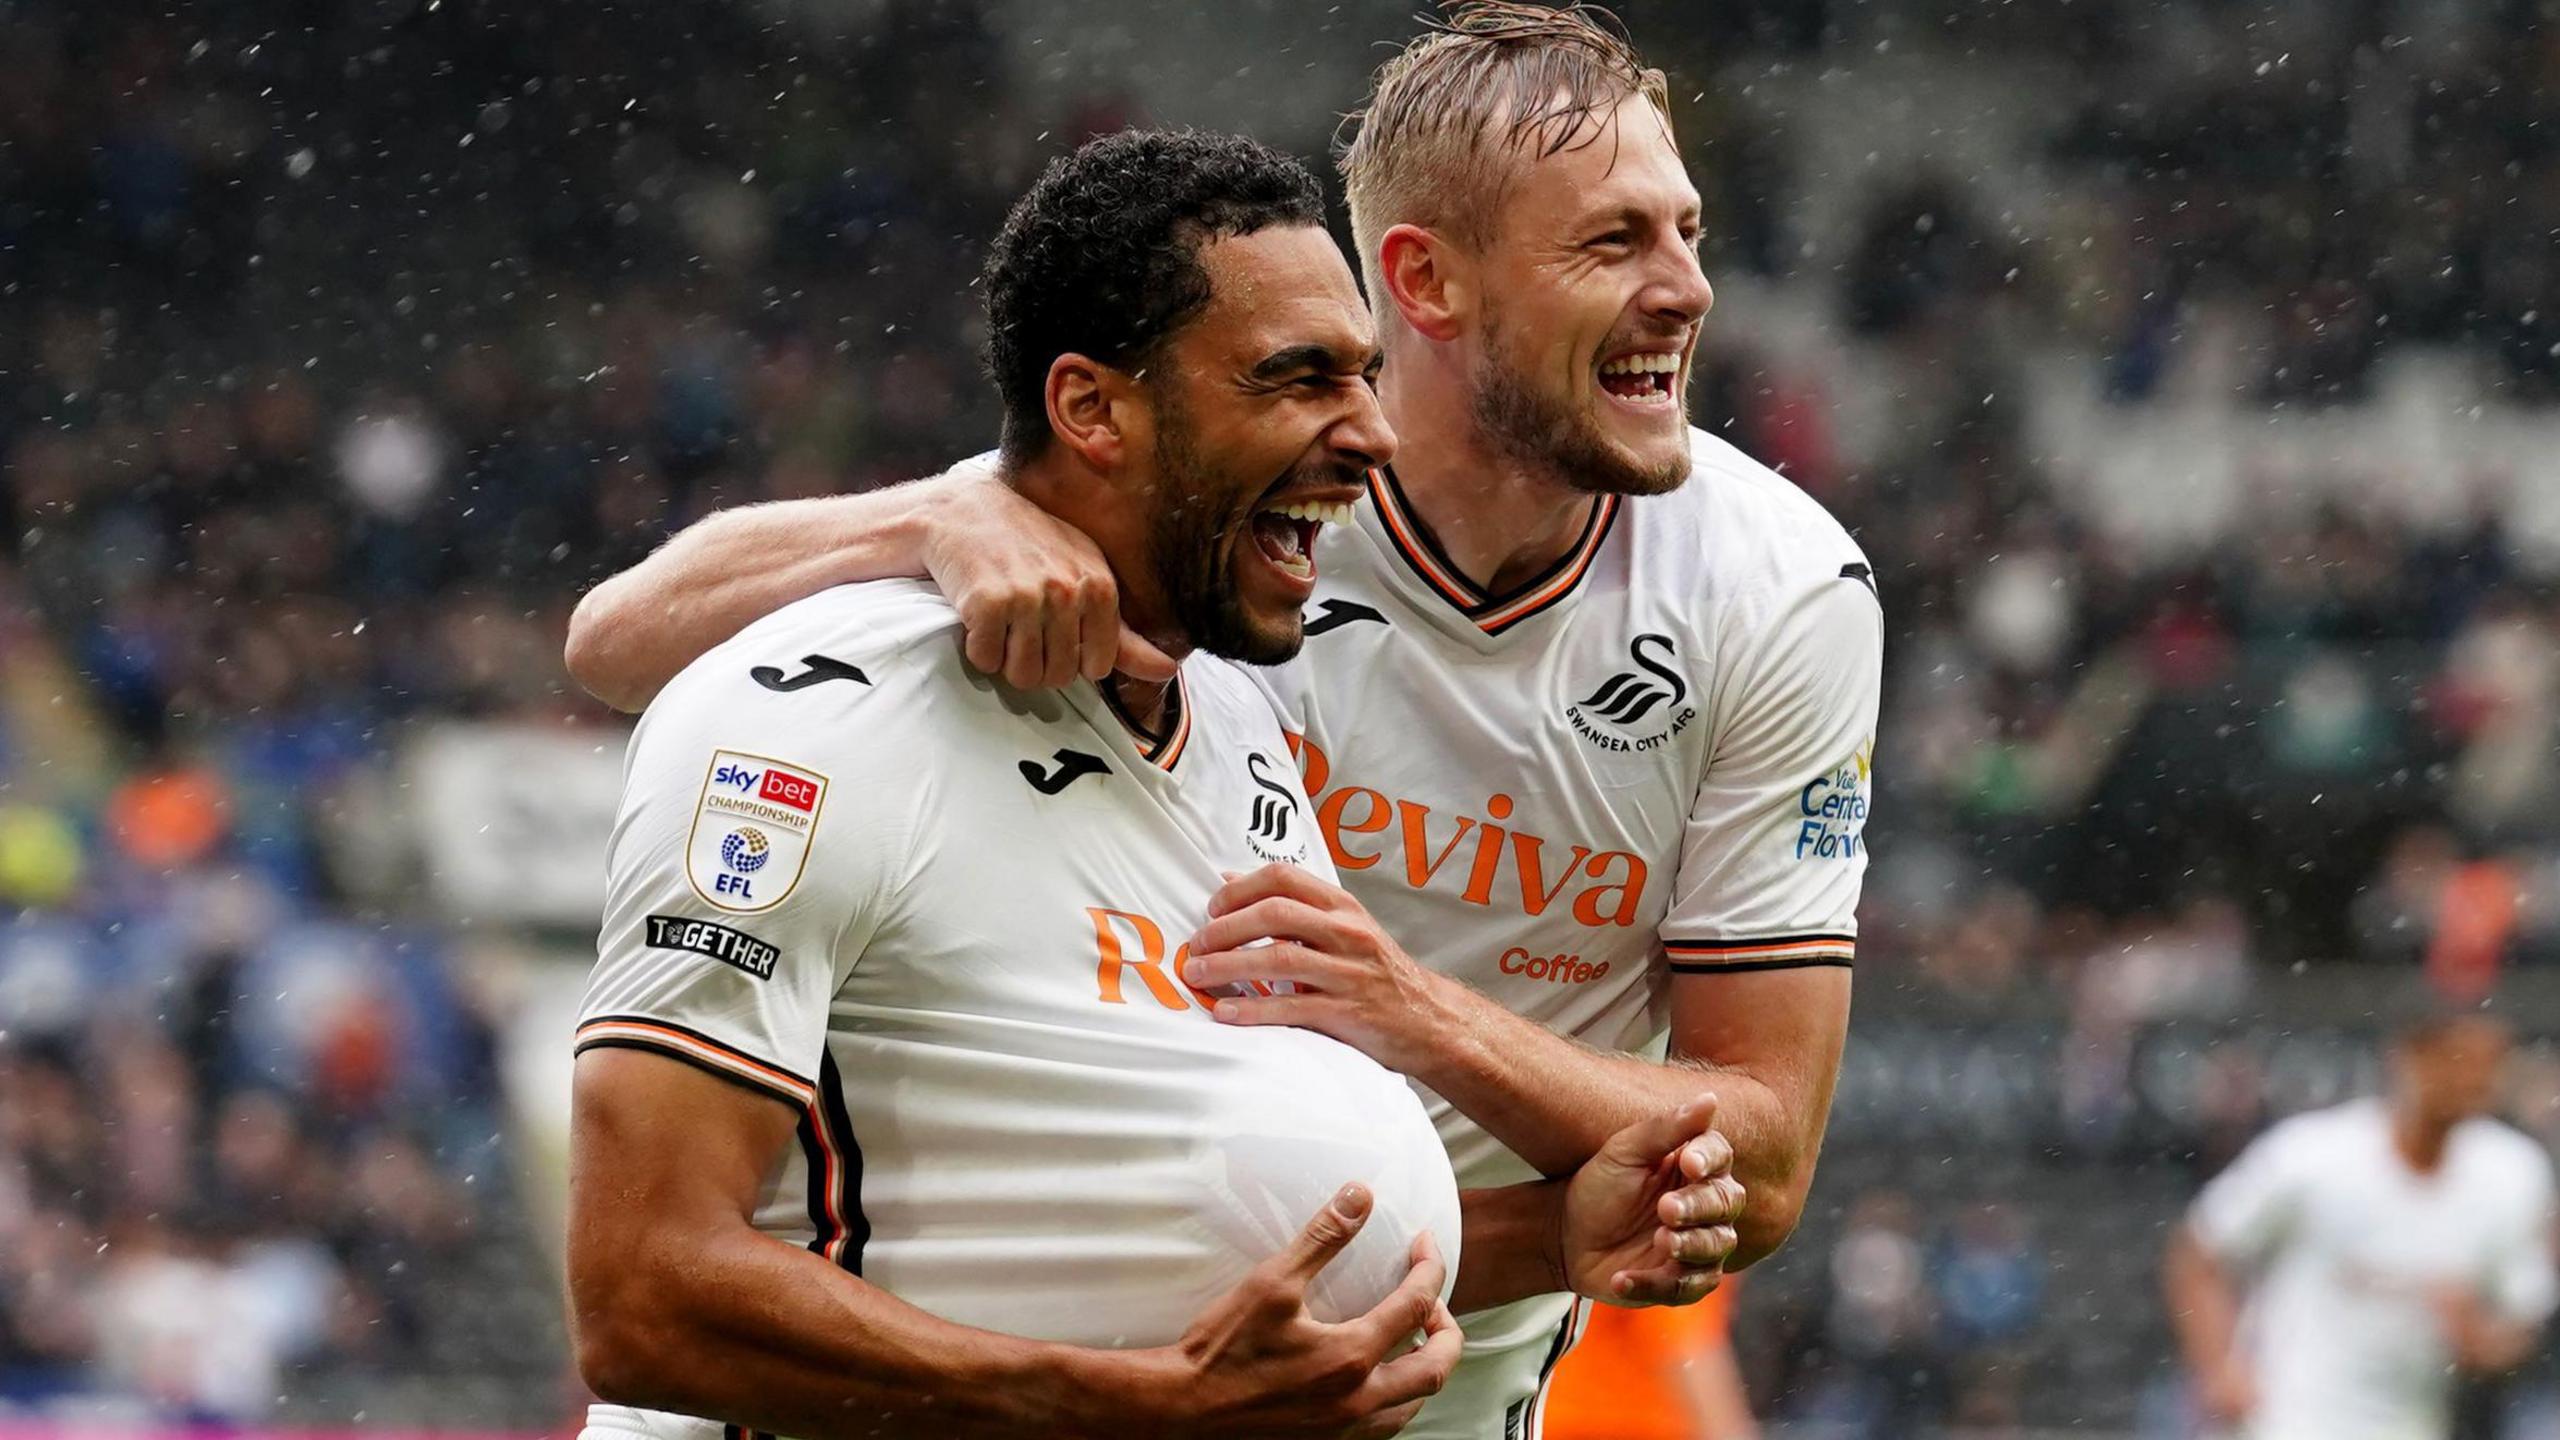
[2190,1098,2557,1440]
[1260,427,1884,1435]
[575,580,1460,1440]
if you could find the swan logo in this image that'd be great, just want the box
[1243,752,1309,863]
[1565,634,1697,753]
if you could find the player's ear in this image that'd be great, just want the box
[1044,352,1131,471]
[1377,224,1468,343]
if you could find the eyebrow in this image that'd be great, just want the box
[1583,202,1704,233]
[1249,343,1383,382]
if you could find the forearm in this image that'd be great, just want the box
[1449,1180,1570,1313]
[2162,1230,2243,1382]
[566,480,949,711]
[1415,984,1812,1265]
[578,1222,1151,1439]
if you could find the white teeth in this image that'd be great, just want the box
[1263,500,1357,525]
[1599,352,1681,376]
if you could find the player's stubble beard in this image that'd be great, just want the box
[1469,297,1690,497]
[1142,385,1317,668]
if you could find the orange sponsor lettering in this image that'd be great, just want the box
[1498,947,1613,984]
[1088,906,1210,1011]
[1316,786,1393,870]
[1285,730,1329,793]
[1395,801,1477,889]
[1573,851,1647,928]
[1289,734,1650,927]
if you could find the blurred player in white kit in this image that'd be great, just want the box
[2164,1002,2558,1440]
[569,7,1879,1436]
[564,129,1745,1440]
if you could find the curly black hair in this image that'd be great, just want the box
[982,129,1327,465]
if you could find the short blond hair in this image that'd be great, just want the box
[1338,2,1670,302]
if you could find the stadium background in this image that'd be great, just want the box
[3,0,2558,1434]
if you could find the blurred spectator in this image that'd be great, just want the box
[1934,1207,2045,1351]
[1809,1190,1946,1437]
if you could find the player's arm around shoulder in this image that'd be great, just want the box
[565,454,1171,712]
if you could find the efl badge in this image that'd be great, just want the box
[688,749,829,912]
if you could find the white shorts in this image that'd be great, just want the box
[1400,1292,1592,1440]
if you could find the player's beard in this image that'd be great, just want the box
[1469,300,1690,498]
[1145,395,1307,667]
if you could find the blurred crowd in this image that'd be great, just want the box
[1738,1189,2054,1437]
[1686,0,2560,995]
[2,0,2559,1427]
[0,888,552,1422]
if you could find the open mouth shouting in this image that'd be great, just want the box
[1247,493,1358,596]
[1597,349,1683,408]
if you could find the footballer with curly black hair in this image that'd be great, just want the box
[978,128,1380,668]
[564,122,1742,1440]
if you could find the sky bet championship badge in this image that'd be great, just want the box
[687,749,829,912]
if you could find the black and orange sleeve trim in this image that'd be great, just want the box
[573,1015,817,1108]
[1663,933,1857,973]
[796,1050,870,1274]
[576,1015,868,1277]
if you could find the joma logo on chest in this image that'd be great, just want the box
[1287,734,1648,927]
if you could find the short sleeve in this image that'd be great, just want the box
[2486,1150,2559,1325]
[1659,571,1883,973]
[2189,1122,2314,1266]
[574,636,915,1109]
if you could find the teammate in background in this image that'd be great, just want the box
[1542,1285,1757,1440]
[568,129,1748,1440]
[2163,1003,2557,1440]
[567,6,1881,1434]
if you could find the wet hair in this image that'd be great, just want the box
[981,129,1327,466]
[1338,2,1669,300]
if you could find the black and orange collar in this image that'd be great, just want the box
[1365,466,1618,636]
[1100,670,1193,773]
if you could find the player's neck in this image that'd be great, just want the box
[1003,455,1193,706]
[1103,673,1177,737]
[2389,1100,2456,1174]
[1378,370,1599,597]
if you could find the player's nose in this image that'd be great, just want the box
[1329,377,1397,472]
[1648,238,1714,327]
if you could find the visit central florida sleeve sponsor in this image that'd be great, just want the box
[576,626,914,1104]
[1658,559,1884,973]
